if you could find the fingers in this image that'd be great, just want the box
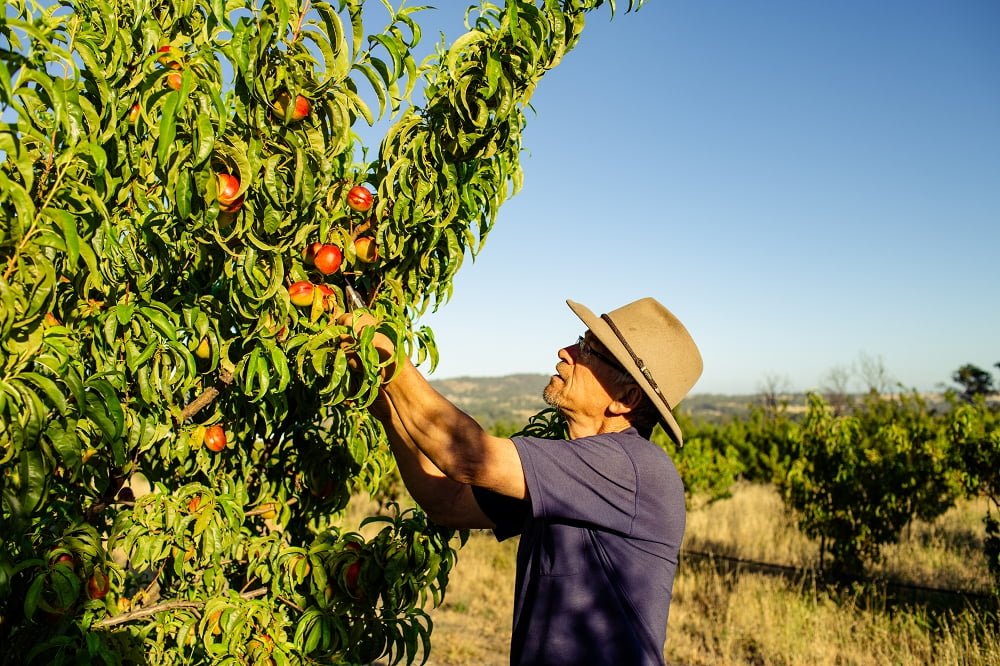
[335,314,367,371]
[336,311,395,371]
[336,311,377,331]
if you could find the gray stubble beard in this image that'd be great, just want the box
[542,379,564,409]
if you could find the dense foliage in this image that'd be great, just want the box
[782,391,961,578]
[950,395,1000,588]
[0,0,643,662]
[665,373,1000,589]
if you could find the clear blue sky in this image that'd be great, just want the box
[379,0,1000,396]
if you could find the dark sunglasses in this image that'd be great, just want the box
[576,336,625,372]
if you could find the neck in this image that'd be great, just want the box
[565,413,633,440]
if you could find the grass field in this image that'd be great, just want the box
[408,483,999,665]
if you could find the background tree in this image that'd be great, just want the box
[855,352,894,395]
[781,392,961,579]
[655,416,744,510]
[0,0,642,662]
[951,363,997,402]
[820,363,853,415]
[756,373,791,413]
[948,390,1000,591]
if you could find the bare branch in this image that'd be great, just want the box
[179,369,235,422]
[93,587,268,629]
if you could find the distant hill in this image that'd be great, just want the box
[428,374,966,430]
[428,374,550,427]
[427,375,966,430]
[428,374,771,428]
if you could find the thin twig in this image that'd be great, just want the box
[245,499,299,517]
[277,596,304,613]
[143,561,167,600]
[239,577,257,595]
[290,0,311,44]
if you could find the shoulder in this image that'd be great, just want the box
[581,428,673,464]
[515,427,642,448]
[591,429,684,493]
[513,428,673,477]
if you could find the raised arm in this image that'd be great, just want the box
[342,313,527,502]
[372,391,496,528]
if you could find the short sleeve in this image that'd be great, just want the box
[513,432,638,536]
[472,485,529,541]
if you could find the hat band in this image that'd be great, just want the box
[601,313,673,412]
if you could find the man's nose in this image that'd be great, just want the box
[560,344,578,363]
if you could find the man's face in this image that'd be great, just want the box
[543,332,624,418]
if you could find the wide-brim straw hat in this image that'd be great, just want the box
[567,298,703,446]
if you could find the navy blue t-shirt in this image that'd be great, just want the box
[472,428,686,666]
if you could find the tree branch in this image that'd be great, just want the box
[245,499,297,517]
[179,369,235,422]
[93,587,268,629]
[290,0,311,44]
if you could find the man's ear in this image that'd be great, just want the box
[609,383,644,416]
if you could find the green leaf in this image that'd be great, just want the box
[45,208,80,267]
[484,50,502,98]
[87,142,107,177]
[19,372,68,416]
[158,93,179,167]
[316,2,350,81]
[348,1,364,60]
[352,62,387,119]
[296,609,321,654]
[141,306,179,340]
[125,339,158,373]
[370,34,404,82]
[83,377,125,446]
[24,255,56,319]
[446,29,487,73]
[176,167,192,220]
[0,172,35,246]
[274,0,290,38]
[17,448,49,518]
[270,346,290,392]
[193,112,216,167]
[24,574,45,620]
[115,304,135,326]
[47,419,81,472]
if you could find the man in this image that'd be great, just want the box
[342,297,702,665]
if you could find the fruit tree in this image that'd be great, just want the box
[0,0,641,662]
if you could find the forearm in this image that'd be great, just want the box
[371,391,465,511]
[374,390,496,528]
[342,313,524,499]
[379,356,492,485]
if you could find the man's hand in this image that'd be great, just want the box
[336,311,397,375]
[338,311,528,506]
[336,310,378,335]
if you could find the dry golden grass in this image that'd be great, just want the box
[683,482,818,567]
[683,483,993,593]
[420,531,516,666]
[667,563,1000,666]
[875,495,993,592]
[413,484,999,665]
